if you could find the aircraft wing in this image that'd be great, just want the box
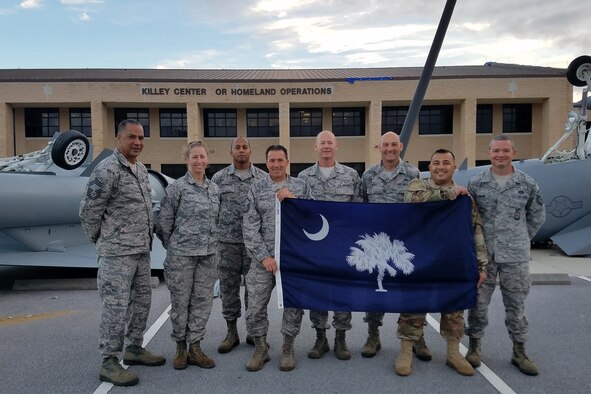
[550,212,591,256]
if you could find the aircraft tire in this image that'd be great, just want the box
[566,55,591,87]
[51,130,90,170]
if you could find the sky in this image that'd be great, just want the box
[0,0,587,96]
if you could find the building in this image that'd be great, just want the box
[0,62,572,177]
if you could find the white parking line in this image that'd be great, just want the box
[576,275,591,283]
[425,313,517,394]
[93,304,171,394]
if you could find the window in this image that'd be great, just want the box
[253,163,268,173]
[476,104,493,134]
[418,105,453,135]
[159,109,187,138]
[290,108,322,137]
[247,109,279,137]
[204,109,237,138]
[70,108,92,137]
[160,164,186,179]
[342,162,366,178]
[114,108,150,137]
[503,104,532,133]
[290,163,314,177]
[382,106,408,134]
[25,108,59,137]
[332,108,365,136]
[475,159,491,166]
[206,164,228,179]
[418,161,430,172]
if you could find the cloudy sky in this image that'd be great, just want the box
[0,0,586,73]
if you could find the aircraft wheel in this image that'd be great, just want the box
[566,55,591,87]
[51,130,90,170]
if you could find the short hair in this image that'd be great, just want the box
[265,144,288,160]
[230,137,251,150]
[430,148,455,161]
[489,134,516,150]
[183,140,207,160]
[117,119,142,135]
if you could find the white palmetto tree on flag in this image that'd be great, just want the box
[346,232,415,292]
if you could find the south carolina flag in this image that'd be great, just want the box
[276,196,478,313]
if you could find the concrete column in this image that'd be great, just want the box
[366,100,382,167]
[90,101,108,157]
[0,103,14,157]
[187,101,202,141]
[455,98,477,168]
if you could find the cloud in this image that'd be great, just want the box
[20,0,42,9]
[155,50,227,69]
[60,0,103,4]
[79,11,90,21]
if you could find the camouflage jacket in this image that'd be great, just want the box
[468,168,545,263]
[243,175,310,263]
[362,161,420,203]
[155,172,220,256]
[405,178,488,272]
[79,148,153,257]
[211,164,267,243]
[297,161,362,202]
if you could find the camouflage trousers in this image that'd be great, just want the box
[466,260,530,343]
[97,253,151,357]
[310,310,352,331]
[245,258,304,337]
[164,253,217,344]
[364,312,385,327]
[397,312,464,341]
[218,242,251,322]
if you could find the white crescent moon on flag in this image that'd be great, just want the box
[303,214,329,241]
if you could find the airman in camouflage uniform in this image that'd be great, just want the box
[155,141,219,371]
[243,145,311,372]
[466,135,545,376]
[360,132,429,360]
[297,130,362,361]
[395,149,488,377]
[211,137,266,354]
[80,119,165,387]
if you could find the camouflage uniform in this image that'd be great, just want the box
[243,175,311,338]
[211,164,267,323]
[361,161,420,326]
[399,178,488,341]
[155,172,220,344]
[297,162,362,331]
[466,168,545,343]
[79,148,153,357]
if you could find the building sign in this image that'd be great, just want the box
[141,86,333,97]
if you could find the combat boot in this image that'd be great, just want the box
[465,337,481,368]
[511,342,539,376]
[123,345,166,366]
[188,341,215,369]
[173,341,187,370]
[413,335,433,361]
[246,336,255,346]
[99,356,139,387]
[279,335,296,371]
[307,328,329,359]
[334,329,351,360]
[445,338,475,376]
[246,336,270,372]
[395,339,414,376]
[218,319,240,354]
[361,323,381,358]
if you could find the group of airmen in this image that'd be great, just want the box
[79,119,545,387]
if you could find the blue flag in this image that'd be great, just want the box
[278,196,478,313]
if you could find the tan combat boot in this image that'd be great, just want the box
[308,328,329,359]
[445,338,475,376]
[395,339,414,376]
[279,335,296,371]
[511,342,539,376]
[334,329,351,360]
[246,336,270,372]
[188,341,215,368]
[465,337,481,368]
[173,341,187,370]
[413,335,433,361]
[123,345,166,366]
[218,319,240,354]
[99,356,139,387]
[361,323,381,358]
